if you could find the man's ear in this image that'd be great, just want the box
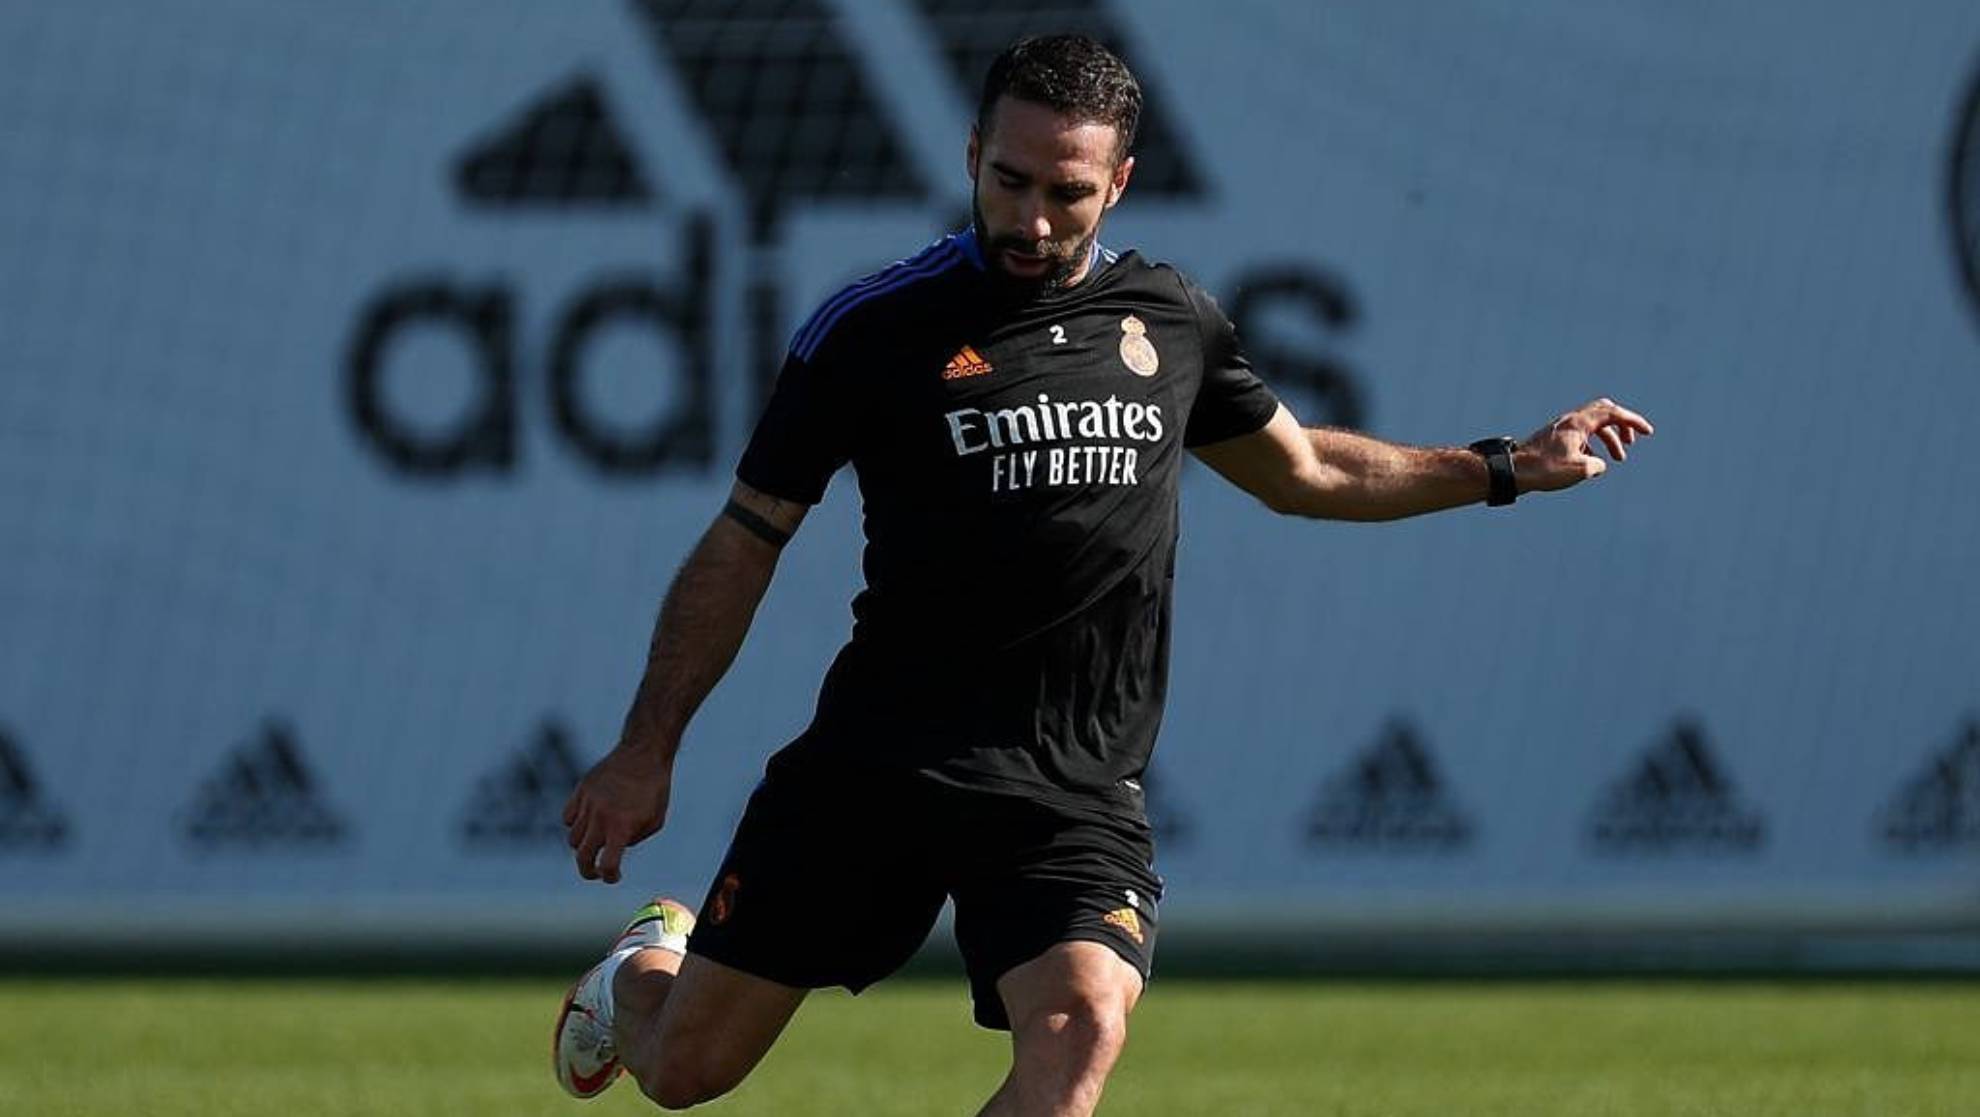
[1106,154,1136,209]
[967,126,981,183]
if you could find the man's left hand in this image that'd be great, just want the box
[1514,397,1654,494]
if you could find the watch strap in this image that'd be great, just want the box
[1468,437,1519,507]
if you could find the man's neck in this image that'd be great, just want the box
[960,227,1105,295]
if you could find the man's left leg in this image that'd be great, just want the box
[975,941,1144,1117]
[942,782,1162,1116]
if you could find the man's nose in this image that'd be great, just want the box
[1018,200,1052,244]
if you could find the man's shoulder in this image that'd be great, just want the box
[1088,247,1223,337]
[788,234,976,364]
[1095,248,1207,308]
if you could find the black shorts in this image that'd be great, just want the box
[687,759,1162,1030]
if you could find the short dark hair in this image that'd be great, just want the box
[976,34,1142,162]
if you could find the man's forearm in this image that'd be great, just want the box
[615,520,780,764]
[1296,427,1490,522]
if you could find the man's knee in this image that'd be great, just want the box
[1000,942,1142,1077]
[1012,992,1130,1071]
[628,953,805,1109]
[634,1032,747,1111]
[637,1057,741,1111]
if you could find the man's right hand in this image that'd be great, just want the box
[559,482,801,885]
[562,747,673,884]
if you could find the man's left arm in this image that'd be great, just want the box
[1192,397,1653,521]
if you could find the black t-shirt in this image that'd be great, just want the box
[737,229,1279,817]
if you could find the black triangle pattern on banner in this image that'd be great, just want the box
[461,721,587,848]
[0,728,69,852]
[1587,719,1764,855]
[182,721,347,849]
[630,0,928,236]
[455,75,656,205]
[1305,719,1474,852]
[1879,719,1980,853]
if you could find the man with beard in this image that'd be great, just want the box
[552,33,1652,1116]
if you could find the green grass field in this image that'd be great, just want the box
[2,978,1976,1115]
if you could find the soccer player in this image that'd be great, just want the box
[554,33,1652,1116]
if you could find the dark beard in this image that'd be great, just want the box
[972,196,1095,296]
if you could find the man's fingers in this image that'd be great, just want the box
[1562,398,1655,438]
[1587,398,1654,435]
[597,838,628,885]
[1596,425,1627,461]
[562,790,581,828]
[1583,453,1608,479]
[570,810,639,882]
[575,832,606,880]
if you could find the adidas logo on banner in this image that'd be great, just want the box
[1587,719,1764,854]
[460,721,587,848]
[344,2,1381,489]
[1879,718,1980,853]
[0,727,69,852]
[1305,720,1474,852]
[182,721,348,849]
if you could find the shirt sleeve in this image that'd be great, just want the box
[735,333,859,505]
[1182,279,1281,448]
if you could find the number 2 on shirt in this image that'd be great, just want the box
[1049,324,1067,345]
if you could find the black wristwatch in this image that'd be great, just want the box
[1468,436,1519,507]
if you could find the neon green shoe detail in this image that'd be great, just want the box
[613,896,695,955]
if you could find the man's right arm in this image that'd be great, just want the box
[562,480,809,883]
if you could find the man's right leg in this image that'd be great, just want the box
[613,949,807,1110]
[569,758,943,1107]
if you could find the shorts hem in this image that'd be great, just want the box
[1054,929,1153,984]
[968,930,1153,1031]
[686,939,842,994]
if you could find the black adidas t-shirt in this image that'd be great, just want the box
[738,229,1279,817]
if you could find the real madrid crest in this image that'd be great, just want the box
[1119,315,1159,377]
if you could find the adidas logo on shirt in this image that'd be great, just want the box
[460,721,587,848]
[1586,720,1764,855]
[1305,720,1474,852]
[0,729,68,853]
[181,721,348,850]
[1879,719,1980,853]
[942,345,994,380]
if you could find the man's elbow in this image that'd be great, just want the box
[1259,483,1310,518]
[1263,468,1400,522]
[1259,467,1333,519]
